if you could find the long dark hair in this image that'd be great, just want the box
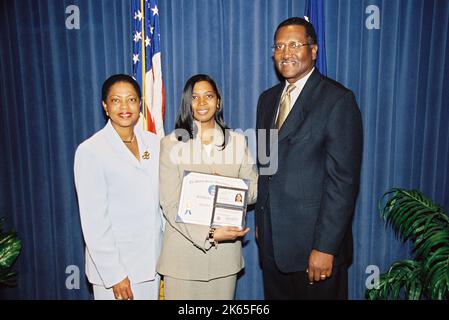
[175,74,229,150]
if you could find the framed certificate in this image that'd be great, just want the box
[176,171,249,228]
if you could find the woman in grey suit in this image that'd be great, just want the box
[157,74,258,299]
[74,74,163,300]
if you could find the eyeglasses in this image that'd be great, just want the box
[271,41,313,53]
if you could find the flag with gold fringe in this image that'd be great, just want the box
[132,0,165,136]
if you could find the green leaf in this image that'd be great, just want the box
[0,216,22,286]
[371,188,449,300]
[0,236,21,268]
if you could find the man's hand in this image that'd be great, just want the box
[213,226,250,242]
[307,249,334,283]
[112,277,134,300]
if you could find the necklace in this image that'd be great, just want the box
[122,133,135,144]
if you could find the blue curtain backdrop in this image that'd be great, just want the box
[1,0,448,299]
[0,0,132,299]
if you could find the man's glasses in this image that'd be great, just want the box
[271,41,313,53]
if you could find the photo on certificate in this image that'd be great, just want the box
[215,187,246,207]
[211,186,248,229]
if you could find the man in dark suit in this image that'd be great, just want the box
[255,17,363,299]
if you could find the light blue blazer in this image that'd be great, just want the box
[74,120,163,288]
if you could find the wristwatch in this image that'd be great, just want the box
[208,227,218,248]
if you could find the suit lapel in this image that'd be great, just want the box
[104,120,142,169]
[278,69,322,142]
[264,83,284,130]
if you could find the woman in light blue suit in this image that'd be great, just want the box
[74,74,163,300]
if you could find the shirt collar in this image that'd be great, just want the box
[283,67,315,94]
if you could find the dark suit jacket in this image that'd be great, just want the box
[255,68,363,273]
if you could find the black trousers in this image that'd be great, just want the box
[262,254,348,300]
[261,198,348,300]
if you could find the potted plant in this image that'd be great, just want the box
[0,217,22,286]
[366,188,449,300]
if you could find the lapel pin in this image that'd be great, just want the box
[142,151,150,160]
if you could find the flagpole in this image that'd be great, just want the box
[140,0,147,131]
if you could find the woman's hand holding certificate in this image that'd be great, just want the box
[213,226,250,242]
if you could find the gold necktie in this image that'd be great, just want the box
[275,84,296,129]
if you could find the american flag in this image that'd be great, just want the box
[304,0,327,76]
[132,0,165,136]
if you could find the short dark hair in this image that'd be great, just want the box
[175,74,229,150]
[101,74,141,102]
[274,17,317,45]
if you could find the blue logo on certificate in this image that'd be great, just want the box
[208,185,216,196]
